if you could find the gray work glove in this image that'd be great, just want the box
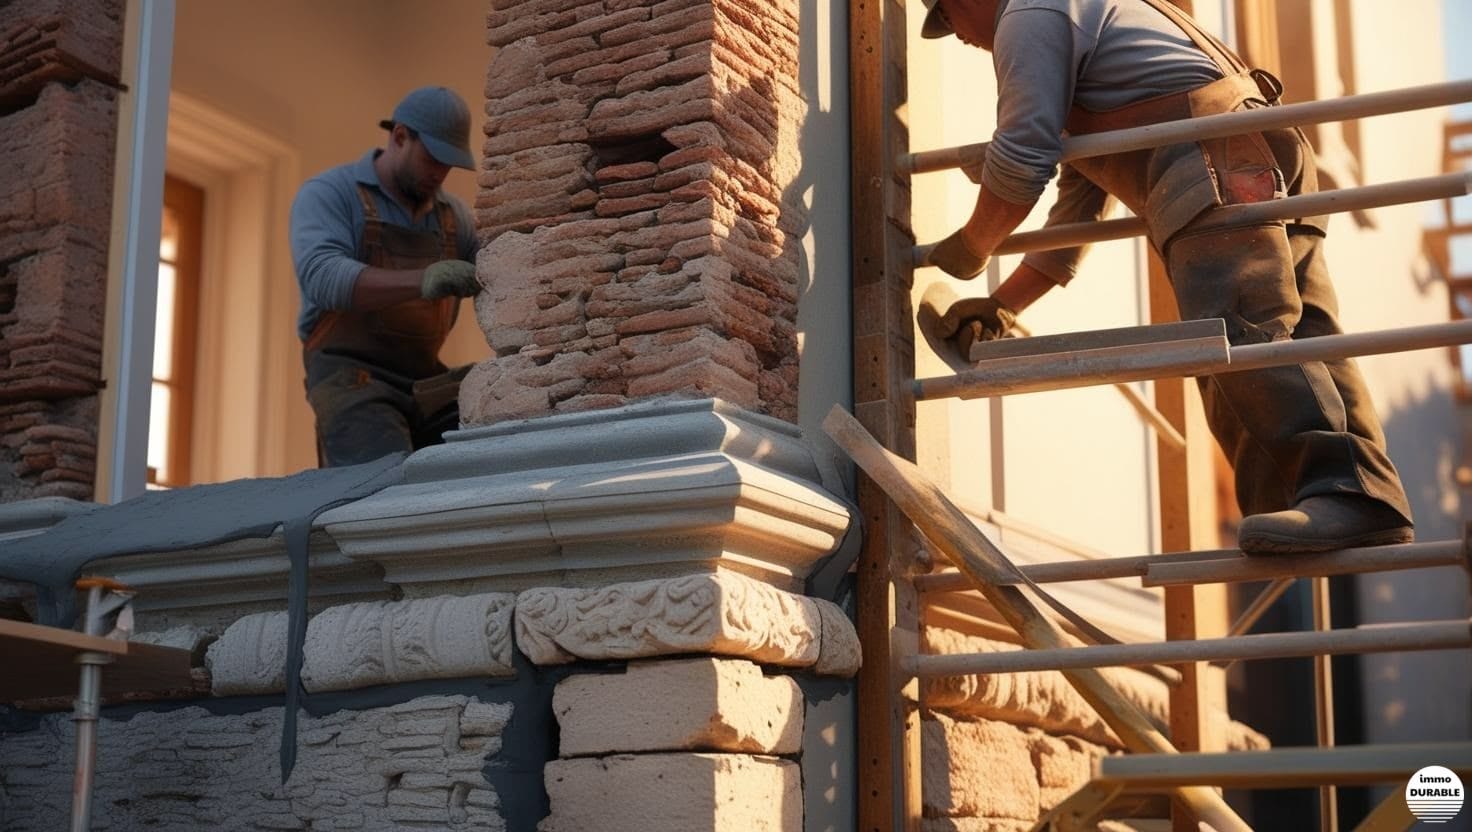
[420,260,480,299]
[926,229,990,280]
[936,296,1017,360]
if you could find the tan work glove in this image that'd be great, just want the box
[420,260,480,299]
[936,296,1017,360]
[926,229,990,280]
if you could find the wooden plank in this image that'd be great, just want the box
[849,0,921,827]
[969,319,1227,362]
[822,404,1252,832]
[917,334,1231,401]
[1351,789,1416,832]
[0,621,195,702]
[1146,243,1229,832]
[0,618,130,657]
[1312,576,1339,832]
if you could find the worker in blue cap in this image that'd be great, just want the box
[290,86,481,467]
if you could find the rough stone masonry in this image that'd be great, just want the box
[461,0,806,425]
[0,0,124,501]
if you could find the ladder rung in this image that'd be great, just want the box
[1094,742,1472,789]
[907,619,1471,676]
[915,549,1226,593]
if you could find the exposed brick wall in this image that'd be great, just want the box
[0,0,125,501]
[461,0,805,425]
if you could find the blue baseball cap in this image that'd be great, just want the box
[379,86,476,171]
[921,0,953,39]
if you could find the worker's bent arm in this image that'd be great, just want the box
[350,266,434,311]
[959,181,1035,261]
[993,263,1056,313]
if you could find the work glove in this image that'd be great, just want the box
[926,229,990,280]
[420,260,480,299]
[936,296,1017,360]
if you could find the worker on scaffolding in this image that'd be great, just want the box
[919,0,1414,554]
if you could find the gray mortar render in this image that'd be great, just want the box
[0,668,566,831]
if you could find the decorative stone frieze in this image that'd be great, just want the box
[206,594,517,696]
[0,695,510,831]
[206,610,288,696]
[553,658,803,756]
[922,627,1268,751]
[302,594,517,692]
[540,753,800,832]
[513,570,857,675]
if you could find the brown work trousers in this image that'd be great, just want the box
[1163,221,1413,522]
[1067,66,1412,524]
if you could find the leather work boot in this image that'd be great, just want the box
[1238,495,1413,555]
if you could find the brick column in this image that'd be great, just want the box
[0,0,125,500]
[463,0,804,425]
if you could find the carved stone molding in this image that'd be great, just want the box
[922,628,1267,751]
[302,593,517,692]
[514,570,860,676]
[320,399,852,595]
[207,594,517,696]
[99,529,391,619]
[207,610,288,696]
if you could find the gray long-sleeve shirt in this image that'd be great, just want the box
[984,0,1223,284]
[289,150,478,340]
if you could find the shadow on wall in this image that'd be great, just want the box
[1377,374,1463,541]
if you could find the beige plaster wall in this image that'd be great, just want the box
[1333,0,1471,748]
[906,7,1161,558]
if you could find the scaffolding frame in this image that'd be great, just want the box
[845,1,1472,829]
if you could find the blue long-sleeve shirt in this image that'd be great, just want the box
[984,0,1222,285]
[289,150,478,340]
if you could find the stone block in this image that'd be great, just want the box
[540,753,799,832]
[922,713,1040,822]
[553,658,802,756]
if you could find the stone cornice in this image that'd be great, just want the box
[320,399,851,593]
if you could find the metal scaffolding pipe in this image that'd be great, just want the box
[914,319,1472,401]
[1095,742,1472,789]
[914,171,1471,264]
[916,549,1227,593]
[1144,539,1466,587]
[908,619,1472,676]
[903,78,1472,175]
[918,539,1463,594]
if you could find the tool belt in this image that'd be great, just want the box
[1064,68,1323,246]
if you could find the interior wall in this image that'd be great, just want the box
[167,0,493,479]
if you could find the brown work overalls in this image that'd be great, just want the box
[302,184,461,468]
[1063,0,1411,522]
